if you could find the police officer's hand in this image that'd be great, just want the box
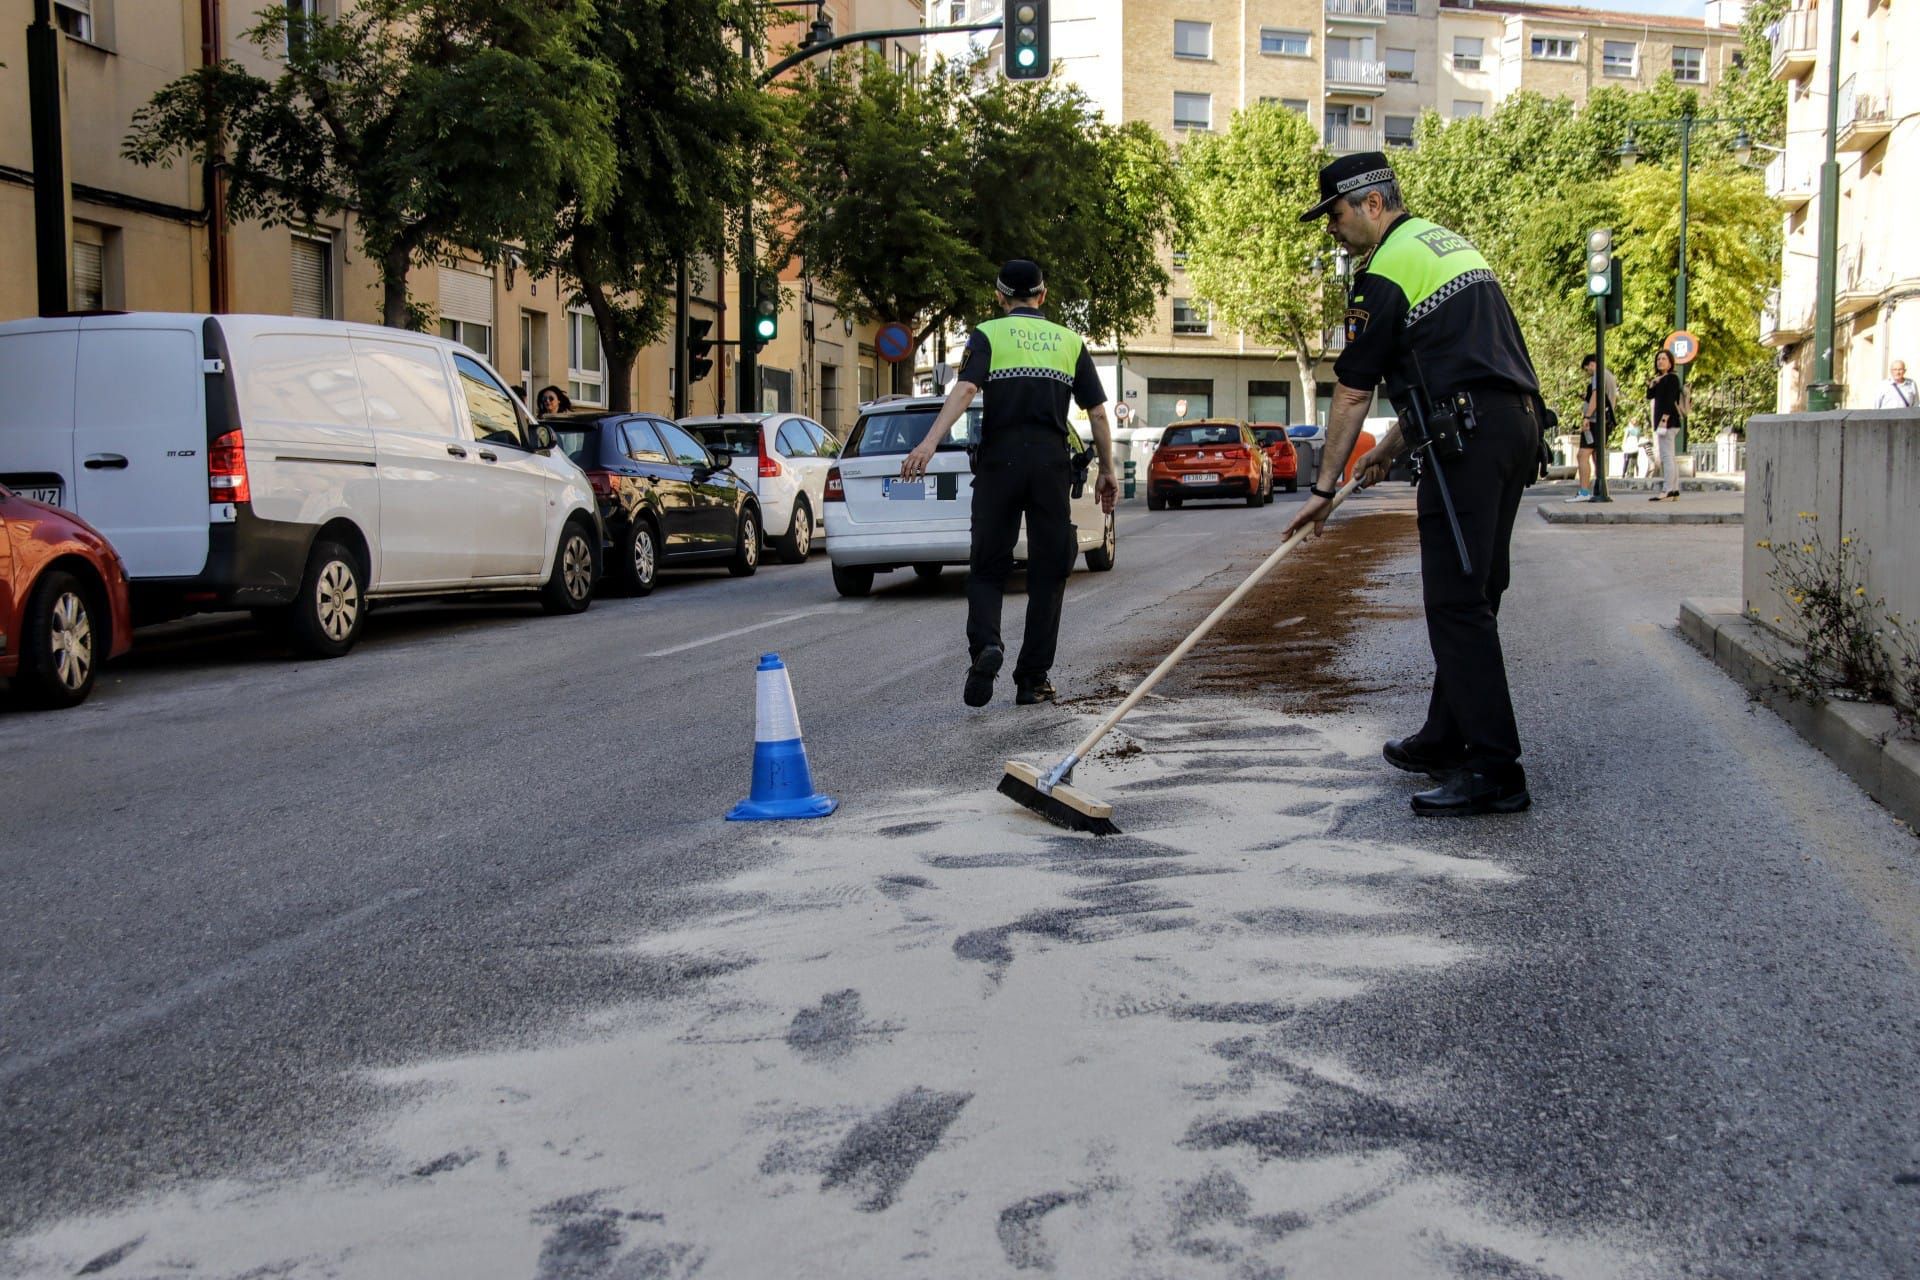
[1355,445,1393,489]
[900,442,936,482]
[1284,493,1334,540]
[1096,469,1118,515]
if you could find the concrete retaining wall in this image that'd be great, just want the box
[1743,411,1920,633]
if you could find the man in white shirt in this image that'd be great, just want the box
[1875,360,1916,409]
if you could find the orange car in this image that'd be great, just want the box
[1146,420,1272,511]
[1,484,133,707]
[1250,424,1300,494]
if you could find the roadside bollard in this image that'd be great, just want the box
[1123,460,1136,500]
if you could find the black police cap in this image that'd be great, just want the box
[1299,152,1397,223]
[996,259,1045,299]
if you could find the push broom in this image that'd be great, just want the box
[999,475,1364,835]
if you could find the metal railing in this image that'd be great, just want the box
[1325,0,1386,17]
[1759,286,1813,342]
[1325,56,1387,86]
[1323,123,1382,152]
[1767,7,1818,69]
[1839,73,1890,136]
[1764,152,1816,200]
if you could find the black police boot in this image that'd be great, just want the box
[1410,769,1531,816]
[1382,737,1467,779]
[1014,675,1056,705]
[964,645,1004,708]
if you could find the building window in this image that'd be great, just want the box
[1282,97,1310,115]
[1530,36,1577,60]
[1452,36,1482,70]
[1174,20,1211,59]
[1173,92,1212,131]
[1172,298,1211,336]
[1673,46,1704,83]
[1148,377,1212,426]
[519,309,548,404]
[437,265,494,361]
[947,0,965,22]
[858,354,877,405]
[71,240,104,311]
[1385,114,1417,147]
[1452,99,1483,118]
[1260,28,1311,58]
[1386,47,1415,80]
[1385,0,1416,12]
[1603,40,1637,77]
[1171,251,1189,272]
[53,0,91,41]
[290,234,333,319]
[567,306,604,406]
[1247,380,1291,423]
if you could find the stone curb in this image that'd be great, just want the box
[1539,506,1741,525]
[1680,599,1920,832]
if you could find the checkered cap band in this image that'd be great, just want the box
[1336,168,1395,195]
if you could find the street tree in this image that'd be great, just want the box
[125,0,617,329]
[1176,102,1334,407]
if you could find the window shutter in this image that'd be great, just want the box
[72,241,103,311]
[438,266,494,328]
[291,237,330,318]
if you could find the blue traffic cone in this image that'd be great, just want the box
[727,653,837,821]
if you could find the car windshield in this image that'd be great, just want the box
[845,407,983,456]
[683,422,760,455]
[551,425,598,467]
[1162,424,1240,448]
[1287,425,1319,438]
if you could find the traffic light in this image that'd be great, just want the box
[684,317,715,385]
[1004,1,1049,80]
[1605,258,1623,326]
[753,278,779,348]
[1585,227,1613,297]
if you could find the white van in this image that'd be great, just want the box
[0,314,602,657]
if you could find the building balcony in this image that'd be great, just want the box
[1765,153,1815,208]
[1836,247,1884,317]
[1326,56,1388,93]
[1759,289,1811,345]
[1768,7,1817,82]
[1325,0,1387,24]
[1324,123,1382,153]
[1837,74,1891,152]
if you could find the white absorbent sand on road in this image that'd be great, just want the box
[10,700,1655,1280]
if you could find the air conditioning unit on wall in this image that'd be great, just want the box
[1352,104,1375,124]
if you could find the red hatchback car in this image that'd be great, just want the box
[1250,423,1300,494]
[1146,420,1272,510]
[1,485,132,708]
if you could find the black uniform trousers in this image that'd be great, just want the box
[1409,389,1539,779]
[966,425,1077,681]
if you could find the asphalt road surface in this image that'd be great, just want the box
[3,484,1916,1278]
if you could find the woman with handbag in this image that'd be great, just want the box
[1646,348,1683,502]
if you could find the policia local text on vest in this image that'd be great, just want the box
[1285,153,1543,817]
[901,260,1117,708]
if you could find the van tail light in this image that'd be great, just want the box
[758,434,783,479]
[584,469,617,499]
[208,429,250,505]
[824,466,845,502]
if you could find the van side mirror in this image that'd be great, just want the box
[532,424,558,451]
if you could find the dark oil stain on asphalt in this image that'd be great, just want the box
[819,1087,973,1212]
[786,989,894,1063]
[996,1188,1093,1270]
[411,1147,480,1178]
[75,1236,144,1275]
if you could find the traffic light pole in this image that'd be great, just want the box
[1592,295,1611,503]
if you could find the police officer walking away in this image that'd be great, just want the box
[901,260,1117,707]
[1283,153,1542,816]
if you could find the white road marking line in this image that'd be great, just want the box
[643,608,840,658]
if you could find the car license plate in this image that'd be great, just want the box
[883,478,927,501]
[19,485,62,506]
[1182,473,1219,485]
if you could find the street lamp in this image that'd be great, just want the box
[1615,114,1754,351]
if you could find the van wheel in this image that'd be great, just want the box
[777,500,814,564]
[290,539,365,659]
[1085,512,1116,572]
[15,570,100,708]
[541,521,597,615]
[913,563,943,582]
[728,510,760,577]
[832,564,874,597]
[619,519,659,596]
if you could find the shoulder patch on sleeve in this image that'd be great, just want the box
[1344,308,1370,344]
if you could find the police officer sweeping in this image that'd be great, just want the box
[901,260,1117,707]
[1283,153,1543,816]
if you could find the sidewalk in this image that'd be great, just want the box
[1535,481,1743,525]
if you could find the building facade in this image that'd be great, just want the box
[1760,0,1914,411]
[933,0,1741,430]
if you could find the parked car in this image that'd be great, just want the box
[0,314,602,659]
[547,412,761,593]
[1,483,132,708]
[823,394,1116,598]
[1146,420,1272,510]
[679,412,839,563]
[1251,424,1300,494]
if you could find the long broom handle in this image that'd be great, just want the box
[1061,476,1364,766]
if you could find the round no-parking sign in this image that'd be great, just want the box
[876,323,914,363]
[1666,330,1701,365]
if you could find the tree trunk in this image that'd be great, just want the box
[382,240,413,330]
[572,247,634,413]
[1290,326,1319,425]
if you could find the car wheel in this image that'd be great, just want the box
[1147,491,1165,512]
[913,563,943,582]
[618,519,659,596]
[1247,476,1265,508]
[777,500,814,564]
[728,509,760,577]
[1085,511,1116,572]
[287,538,366,658]
[540,521,597,615]
[1284,477,1298,493]
[15,569,100,708]
[1168,496,1183,509]
[832,563,874,597]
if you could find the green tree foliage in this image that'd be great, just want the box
[772,57,1180,385]
[126,1,617,329]
[1713,0,1789,149]
[1176,102,1335,402]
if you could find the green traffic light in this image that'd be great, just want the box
[1016,45,1037,66]
[755,317,777,339]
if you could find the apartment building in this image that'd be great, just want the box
[0,0,910,429]
[1759,0,1914,411]
[935,0,1741,428]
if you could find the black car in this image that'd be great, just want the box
[545,411,761,594]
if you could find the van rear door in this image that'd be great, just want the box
[73,322,209,578]
[0,324,80,510]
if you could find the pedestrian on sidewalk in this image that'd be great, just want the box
[1873,360,1916,409]
[1285,152,1538,816]
[1570,353,1617,501]
[901,259,1117,708]
[1647,348,1683,502]
[1621,419,1643,479]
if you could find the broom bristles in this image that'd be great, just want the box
[997,766,1121,836]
